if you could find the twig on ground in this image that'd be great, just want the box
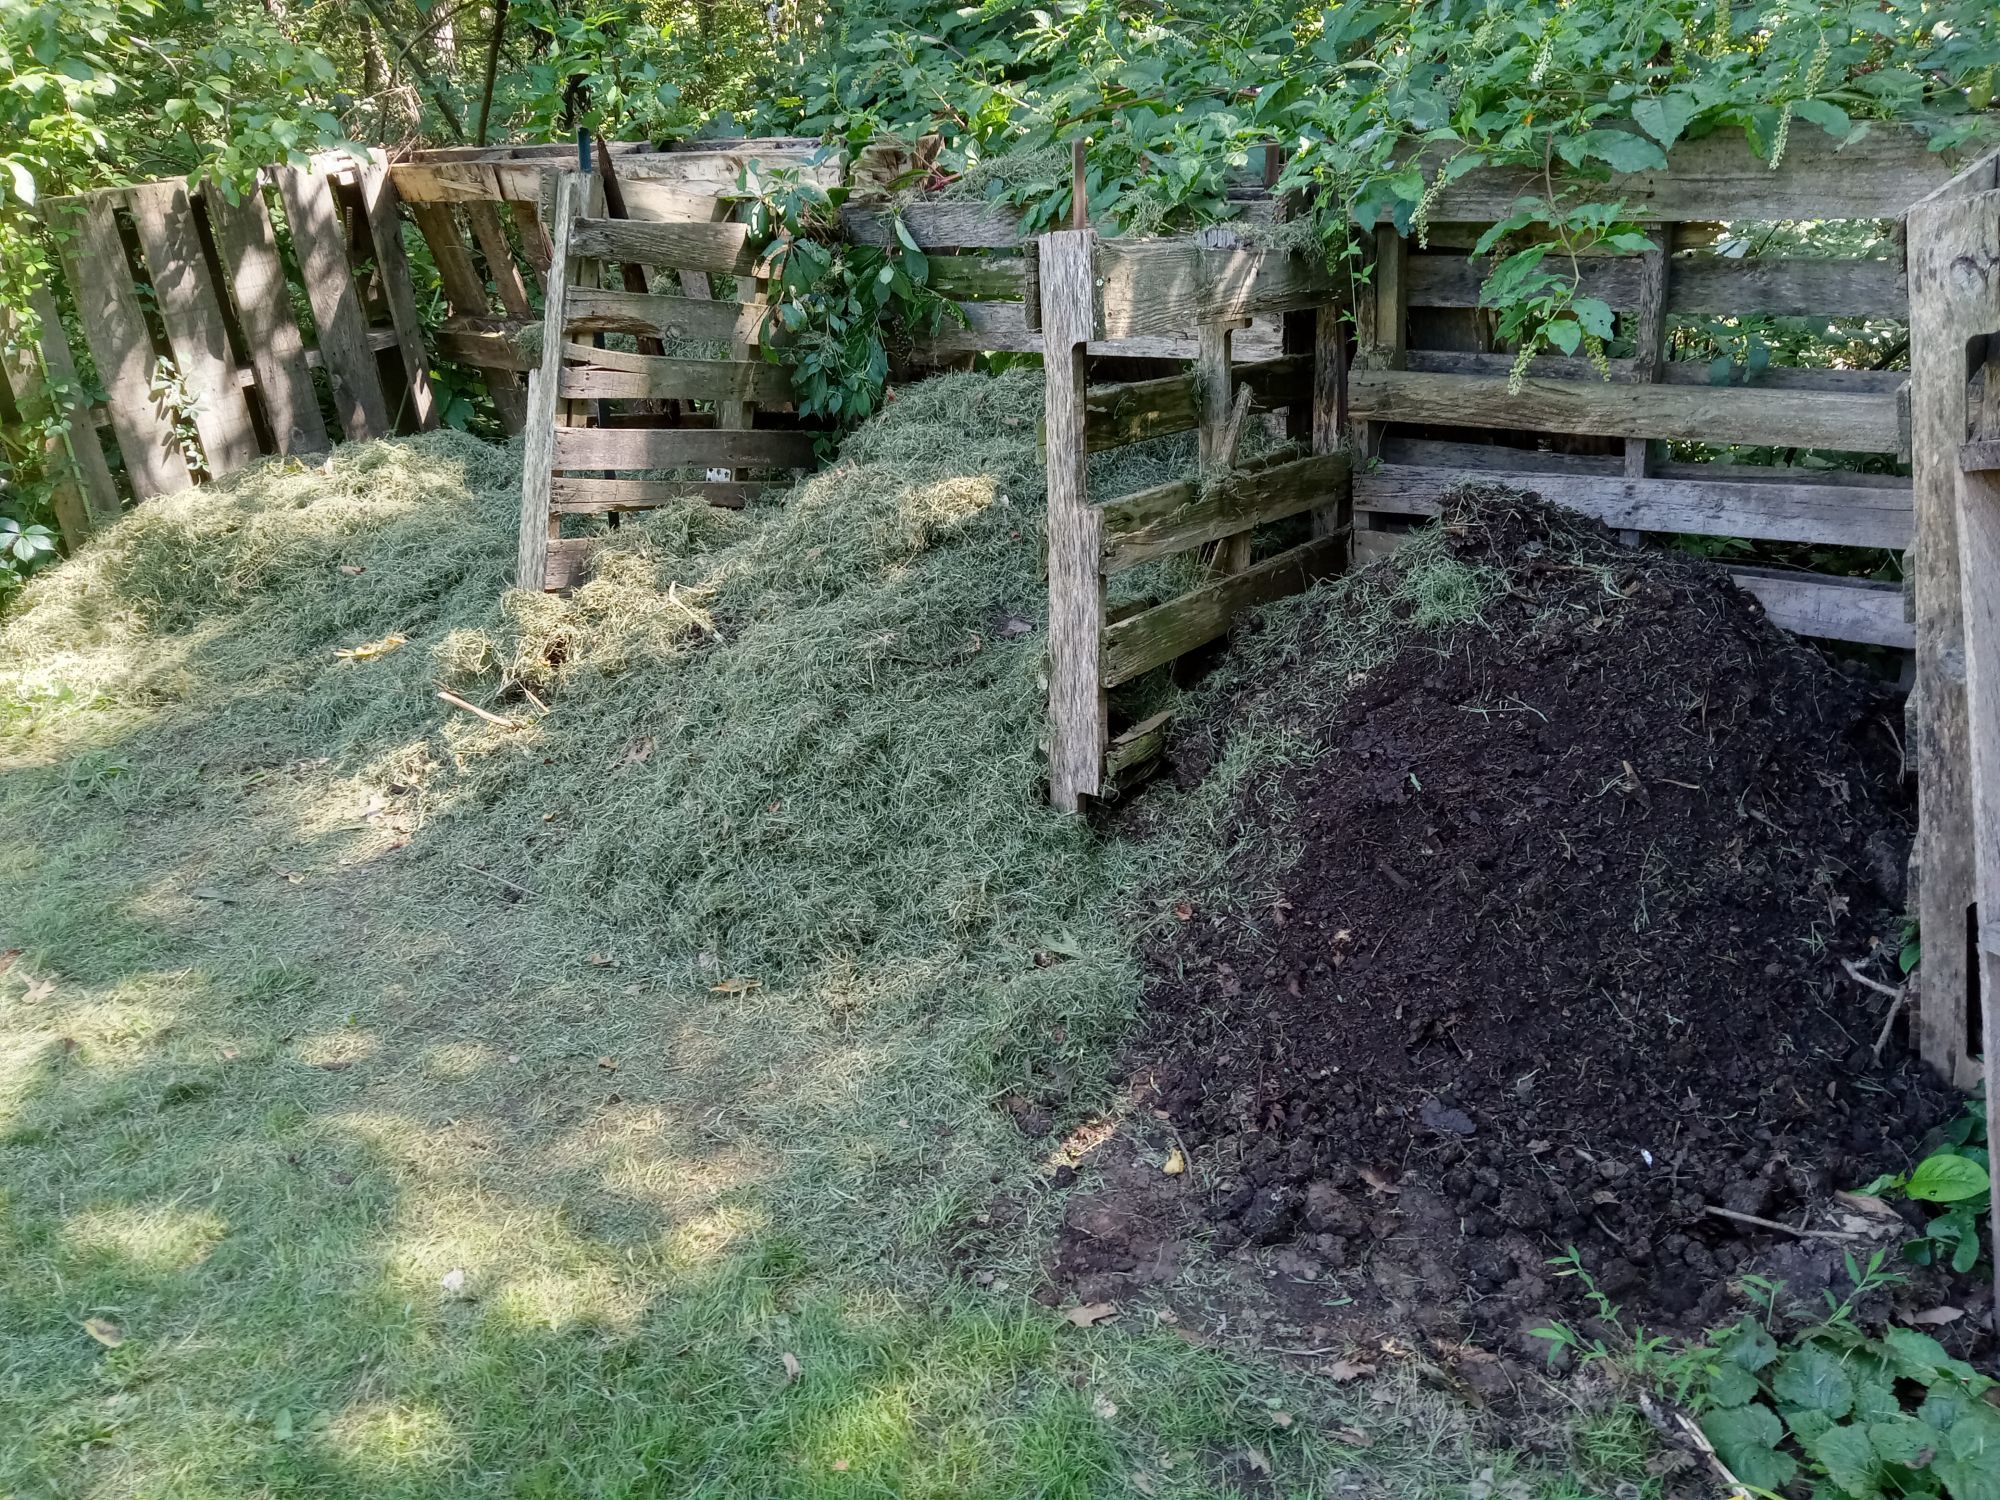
[520,687,550,715]
[1842,958,1903,1001]
[1704,1204,1860,1241]
[459,863,539,900]
[437,690,520,730]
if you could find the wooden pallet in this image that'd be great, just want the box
[515,171,822,593]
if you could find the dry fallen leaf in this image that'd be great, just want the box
[1092,1393,1118,1420]
[597,1056,619,1072]
[82,1317,124,1348]
[440,1268,467,1297]
[1062,1302,1120,1328]
[1161,1147,1186,1176]
[337,564,366,576]
[782,1351,802,1383]
[1130,1473,1157,1496]
[1330,1424,1375,1449]
[0,948,20,975]
[1904,1306,1965,1327]
[1172,902,1194,921]
[586,952,616,968]
[1326,1359,1377,1382]
[710,977,760,996]
[1242,1445,1271,1477]
[831,1459,849,1473]
[332,633,406,662]
[614,736,655,769]
[1269,1410,1295,1430]
[1357,1167,1402,1196]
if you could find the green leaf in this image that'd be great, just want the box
[1906,1153,1988,1204]
[1868,1416,1944,1469]
[1774,1343,1855,1419]
[1792,99,1854,142]
[1581,130,1668,174]
[1888,1327,1980,1385]
[1801,1420,1880,1497]
[1707,1361,1762,1407]
[1632,94,1697,149]
[1703,1403,1799,1491]
[1571,297,1616,339]
[5,158,35,206]
[1544,318,1581,355]
[1721,1319,1780,1373]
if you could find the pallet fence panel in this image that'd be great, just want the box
[517,170,577,591]
[44,193,193,499]
[410,201,529,432]
[26,286,122,532]
[207,178,331,455]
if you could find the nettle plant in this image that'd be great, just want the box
[739,165,964,432]
[1858,1099,1992,1277]
[1538,1249,2000,1499]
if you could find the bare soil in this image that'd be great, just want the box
[1037,494,1975,1375]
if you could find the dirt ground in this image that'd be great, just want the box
[1004,494,1975,1399]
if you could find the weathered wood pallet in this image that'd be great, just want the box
[515,170,822,594]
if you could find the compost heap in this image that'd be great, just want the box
[1118,491,1957,1342]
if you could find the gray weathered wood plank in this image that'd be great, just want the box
[564,285,772,343]
[1103,452,1352,571]
[1101,529,1351,687]
[1349,368,1902,452]
[410,202,527,432]
[570,217,761,275]
[45,193,193,498]
[1354,464,1911,548]
[356,155,437,431]
[550,425,819,471]
[517,172,577,591]
[1041,229,1106,813]
[275,165,392,439]
[1407,250,1905,318]
[206,178,330,454]
[556,344,791,403]
[1083,354,1309,452]
[128,179,260,475]
[549,475,768,511]
[27,284,123,527]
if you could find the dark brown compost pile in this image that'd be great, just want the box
[1104,491,1961,1345]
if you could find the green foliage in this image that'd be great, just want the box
[1856,1097,1991,1275]
[1538,1248,2000,1500]
[508,0,700,141]
[740,164,964,431]
[0,510,57,595]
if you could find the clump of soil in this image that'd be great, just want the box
[1069,492,1965,1355]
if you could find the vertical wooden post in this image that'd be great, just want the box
[1198,317,1255,573]
[1620,223,1675,546]
[1907,170,1999,1091]
[207,177,332,455]
[357,152,439,433]
[517,171,578,592]
[1040,228,1105,813]
[1352,224,1405,538]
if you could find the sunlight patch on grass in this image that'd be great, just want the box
[63,1205,229,1275]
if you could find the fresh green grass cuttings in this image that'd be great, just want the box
[0,381,1598,1498]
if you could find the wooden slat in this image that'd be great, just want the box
[206,179,330,455]
[1425,124,1964,223]
[1406,252,1905,318]
[388,161,509,204]
[557,344,791,403]
[917,298,1284,361]
[844,201,1026,250]
[1728,567,1912,649]
[511,200,553,290]
[549,475,768,511]
[1041,229,1105,813]
[1102,529,1351,687]
[466,202,534,320]
[1103,709,1172,795]
[570,217,761,276]
[616,181,734,224]
[357,156,437,431]
[1083,354,1310,452]
[544,535,596,591]
[1354,464,1910,548]
[0,301,88,544]
[127,180,260,475]
[46,194,192,497]
[1381,436,1914,489]
[28,285,122,526]
[1348,368,1903,452]
[1404,349,1908,394]
[563,284,771,343]
[275,166,391,439]
[518,172,578,591]
[550,425,818,471]
[410,204,528,432]
[1103,453,1352,572]
[1096,236,1343,339]
[925,256,1028,301]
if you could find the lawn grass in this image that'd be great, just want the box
[0,375,1652,1498]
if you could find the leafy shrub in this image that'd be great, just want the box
[1858,1099,1992,1275]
